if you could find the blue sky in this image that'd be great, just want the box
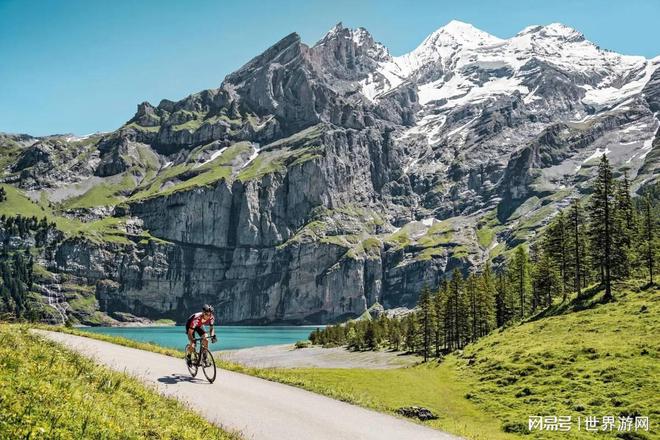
[1,0,659,136]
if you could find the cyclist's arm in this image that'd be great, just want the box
[187,327,195,343]
[209,324,215,337]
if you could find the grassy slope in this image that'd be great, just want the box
[47,281,659,440]
[0,325,239,440]
[459,281,659,439]
[61,173,136,209]
[0,183,131,244]
[274,281,658,440]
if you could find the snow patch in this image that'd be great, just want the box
[196,147,228,168]
[421,217,435,227]
[583,147,611,163]
[445,115,479,138]
[582,61,656,109]
[240,146,261,169]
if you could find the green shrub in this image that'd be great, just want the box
[294,340,311,349]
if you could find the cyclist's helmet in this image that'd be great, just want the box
[203,304,214,313]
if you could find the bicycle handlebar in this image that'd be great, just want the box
[193,336,216,342]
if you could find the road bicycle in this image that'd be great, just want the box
[185,336,217,383]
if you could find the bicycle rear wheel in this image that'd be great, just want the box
[201,349,216,383]
[186,347,198,377]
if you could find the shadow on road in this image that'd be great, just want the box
[157,374,204,384]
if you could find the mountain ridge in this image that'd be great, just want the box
[0,20,658,325]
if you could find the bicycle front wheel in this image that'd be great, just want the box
[201,349,216,383]
[186,348,198,378]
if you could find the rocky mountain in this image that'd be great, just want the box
[1,20,658,324]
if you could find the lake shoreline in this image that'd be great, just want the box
[218,343,422,369]
[78,324,320,351]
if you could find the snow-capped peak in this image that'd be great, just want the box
[381,21,502,90]
[419,20,503,49]
[358,19,657,113]
[515,22,585,43]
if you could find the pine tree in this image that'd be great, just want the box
[433,282,448,356]
[404,315,418,353]
[567,199,586,296]
[508,246,531,319]
[543,211,569,300]
[477,264,497,336]
[532,249,560,307]
[466,273,479,342]
[588,154,615,301]
[642,195,655,285]
[495,268,511,327]
[388,318,403,351]
[447,269,468,349]
[417,285,436,361]
[612,175,634,279]
[364,321,378,350]
[346,327,358,350]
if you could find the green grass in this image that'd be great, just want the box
[124,122,160,132]
[385,219,463,261]
[476,226,495,248]
[386,227,411,249]
[416,220,456,260]
[279,206,385,251]
[0,325,239,439]
[457,281,659,439]
[63,183,121,209]
[263,124,324,149]
[418,220,454,247]
[40,323,505,439]
[0,183,52,218]
[129,163,193,200]
[490,241,506,258]
[135,144,161,170]
[62,174,136,209]
[344,237,383,259]
[0,183,132,244]
[172,118,204,132]
[42,282,658,440]
[67,216,133,245]
[237,146,320,181]
[39,325,187,358]
[0,141,23,174]
[250,361,516,440]
[130,142,252,200]
[65,290,113,325]
[251,281,659,440]
[67,293,97,314]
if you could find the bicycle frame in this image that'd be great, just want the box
[186,336,217,383]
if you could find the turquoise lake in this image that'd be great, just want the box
[80,325,322,351]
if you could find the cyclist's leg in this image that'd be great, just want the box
[196,327,209,363]
[186,327,195,356]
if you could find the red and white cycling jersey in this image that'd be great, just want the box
[186,312,215,328]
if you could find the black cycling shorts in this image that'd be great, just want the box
[185,326,206,337]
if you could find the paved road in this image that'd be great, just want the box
[35,330,461,440]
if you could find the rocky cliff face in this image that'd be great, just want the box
[2,21,658,324]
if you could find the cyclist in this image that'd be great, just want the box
[185,304,217,366]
